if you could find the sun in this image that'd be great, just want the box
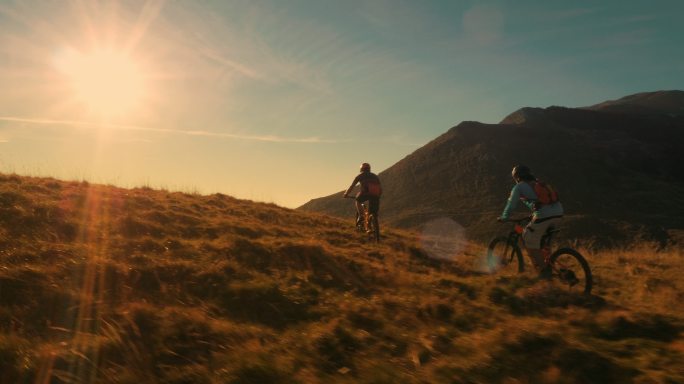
[56,48,146,117]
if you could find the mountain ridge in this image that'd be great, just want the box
[584,90,684,115]
[300,90,684,248]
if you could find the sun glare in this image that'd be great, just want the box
[56,49,145,117]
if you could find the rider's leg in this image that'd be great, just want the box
[355,196,370,227]
[522,220,548,270]
[524,245,551,280]
[525,248,545,270]
[369,197,380,238]
[369,197,380,217]
[354,200,364,226]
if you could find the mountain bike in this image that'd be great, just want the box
[344,196,380,243]
[487,217,593,294]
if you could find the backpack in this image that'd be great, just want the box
[533,180,559,207]
[365,179,382,197]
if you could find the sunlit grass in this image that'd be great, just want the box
[0,173,682,383]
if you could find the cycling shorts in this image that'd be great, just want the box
[355,194,380,215]
[522,216,562,249]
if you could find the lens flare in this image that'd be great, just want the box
[419,217,467,260]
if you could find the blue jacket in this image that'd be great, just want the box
[501,181,563,220]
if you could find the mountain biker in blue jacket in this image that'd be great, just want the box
[342,163,382,228]
[498,165,563,275]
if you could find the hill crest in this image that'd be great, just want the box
[300,91,684,248]
[585,90,684,115]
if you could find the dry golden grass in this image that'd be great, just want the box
[0,173,683,383]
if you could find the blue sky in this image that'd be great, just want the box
[1,0,683,207]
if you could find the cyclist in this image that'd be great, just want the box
[342,162,382,229]
[498,165,563,276]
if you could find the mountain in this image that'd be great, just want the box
[300,91,684,248]
[2,174,684,383]
[583,90,684,116]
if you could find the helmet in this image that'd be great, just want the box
[511,165,531,179]
[360,163,371,172]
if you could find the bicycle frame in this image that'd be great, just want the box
[503,217,554,264]
[354,203,371,229]
[345,196,379,241]
[493,217,592,293]
[500,222,524,261]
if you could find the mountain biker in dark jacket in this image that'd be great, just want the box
[342,163,382,227]
[498,165,564,274]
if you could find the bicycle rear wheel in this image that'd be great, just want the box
[354,212,363,232]
[549,248,592,294]
[367,214,380,243]
[487,236,524,273]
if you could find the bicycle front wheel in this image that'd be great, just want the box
[487,236,524,274]
[549,248,592,295]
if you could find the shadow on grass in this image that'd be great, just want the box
[316,325,361,373]
[98,306,235,382]
[0,271,75,336]
[231,240,370,293]
[489,285,606,316]
[588,313,682,342]
[449,333,638,384]
[214,283,320,329]
[0,335,35,384]
[227,363,298,384]
[437,279,478,299]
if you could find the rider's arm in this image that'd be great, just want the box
[500,184,521,220]
[343,175,360,197]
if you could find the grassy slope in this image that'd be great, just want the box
[1,174,683,383]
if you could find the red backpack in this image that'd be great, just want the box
[365,180,382,197]
[533,180,559,207]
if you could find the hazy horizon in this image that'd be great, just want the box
[1,0,683,207]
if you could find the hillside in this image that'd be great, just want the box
[2,174,684,383]
[300,90,684,248]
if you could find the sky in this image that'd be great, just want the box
[1,0,683,207]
